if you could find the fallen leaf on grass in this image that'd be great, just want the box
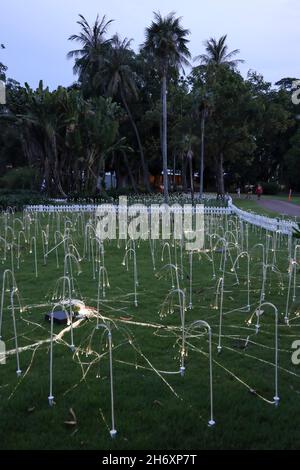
[64,408,78,427]
[153,400,163,407]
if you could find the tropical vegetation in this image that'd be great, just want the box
[1,12,300,203]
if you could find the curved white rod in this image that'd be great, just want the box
[248,302,279,406]
[95,323,117,439]
[186,320,215,427]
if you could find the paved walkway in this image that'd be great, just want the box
[257,199,300,217]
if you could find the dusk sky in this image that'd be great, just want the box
[0,0,298,89]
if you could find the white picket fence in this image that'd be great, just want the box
[25,201,298,235]
[228,200,297,235]
[25,204,230,216]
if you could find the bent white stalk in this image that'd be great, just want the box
[186,320,215,427]
[95,323,117,438]
[247,302,280,406]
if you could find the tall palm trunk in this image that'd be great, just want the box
[122,151,138,193]
[181,153,188,191]
[50,134,67,198]
[216,152,225,195]
[188,149,194,205]
[120,88,151,192]
[173,152,177,192]
[162,72,169,204]
[200,110,206,196]
[44,157,50,194]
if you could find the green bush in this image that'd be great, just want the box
[0,190,47,211]
[0,167,38,190]
[262,182,280,195]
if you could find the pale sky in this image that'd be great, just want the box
[0,0,298,89]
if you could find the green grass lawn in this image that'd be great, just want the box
[232,194,300,216]
[267,195,300,206]
[1,212,300,450]
[232,198,278,217]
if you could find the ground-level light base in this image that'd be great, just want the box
[274,396,280,407]
[48,396,55,407]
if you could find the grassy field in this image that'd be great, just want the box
[232,198,278,217]
[1,212,300,450]
[268,195,300,206]
[232,195,300,217]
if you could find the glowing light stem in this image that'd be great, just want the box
[96,267,110,328]
[292,245,300,302]
[186,320,215,427]
[10,288,22,377]
[123,248,138,307]
[217,277,225,353]
[0,270,17,339]
[232,252,251,312]
[162,243,174,289]
[189,251,193,310]
[96,323,117,439]
[30,237,38,278]
[251,302,280,406]
[285,259,296,325]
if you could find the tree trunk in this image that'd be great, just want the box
[173,152,177,192]
[182,153,188,192]
[122,151,138,193]
[53,153,67,198]
[120,88,151,192]
[216,153,225,195]
[188,150,194,205]
[200,110,206,196]
[162,73,169,204]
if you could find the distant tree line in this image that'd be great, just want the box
[0,12,300,201]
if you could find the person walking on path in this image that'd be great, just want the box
[256,184,263,200]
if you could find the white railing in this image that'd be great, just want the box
[24,201,298,235]
[25,204,231,216]
[228,199,297,235]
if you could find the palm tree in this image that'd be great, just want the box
[143,12,191,203]
[99,35,151,191]
[195,35,244,195]
[196,34,244,69]
[183,134,198,205]
[67,14,113,92]
[0,43,7,82]
[17,82,68,197]
[195,90,213,197]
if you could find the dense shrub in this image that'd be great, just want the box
[67,187,140,203]
[0,189,47,210]
[262,182,280,195]
[0,167,38,190]
[67,192,228,207]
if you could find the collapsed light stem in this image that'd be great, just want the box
[95,323,117,439]
[217,277,224,353]
[186,320,215,427]
[10,288,22,377]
